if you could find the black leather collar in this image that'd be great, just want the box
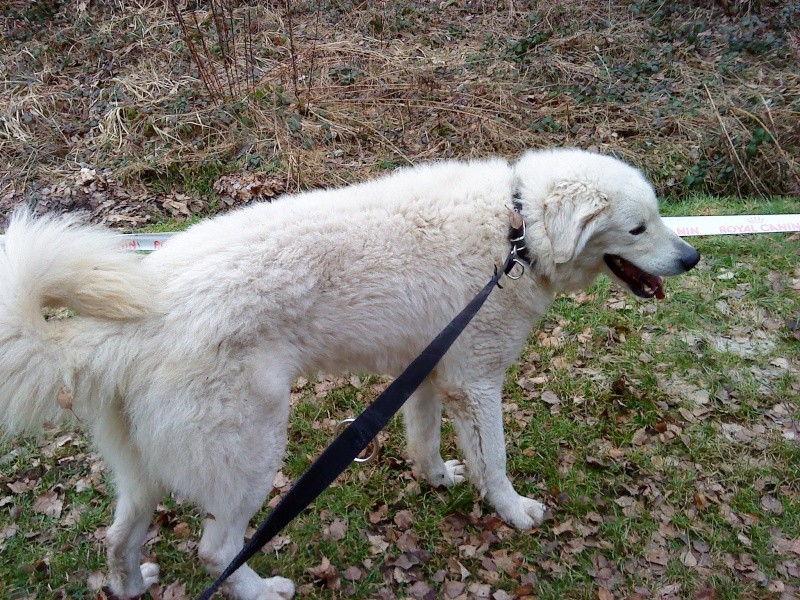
[509,191,533,268]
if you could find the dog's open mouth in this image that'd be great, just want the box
[604,254,665,299]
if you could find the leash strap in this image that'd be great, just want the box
[197,253,516,600]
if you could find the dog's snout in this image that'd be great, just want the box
[680,246,701,271]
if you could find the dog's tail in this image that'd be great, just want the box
[0,210,153,434]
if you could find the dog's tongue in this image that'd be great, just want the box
[621,257,665,299]
[652,275,665,300]
[604,254,666,300]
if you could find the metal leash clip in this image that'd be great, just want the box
[507,219,527,280]
[506,253,525,280]
[336,418,380,463]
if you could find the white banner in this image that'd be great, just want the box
[662,214,800,237]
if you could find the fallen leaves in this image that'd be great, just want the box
[613,496,642,518]
[393,509,413,530]
[0,523,18,552]
[324,517,347,541]
[760,494,784,515]
[597,588,614,600]
[32,489,63,519]
[770,530,800,556]
[552,518,575,536]
[0,164,291,232]
[57,385,74,411]
[213,173,285,207]
[768,270,785,293]
[4,168,174,229]
[369,503,389,524]
[1,241,797,599]
[443,579,465,598]
[307,555,340,590]
[368,533,390,555]
[540,390,560,407]
[644,542,670,568]
[172,522,191,539]
[149,581,190,600]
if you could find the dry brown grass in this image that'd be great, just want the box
[1,0,798,224]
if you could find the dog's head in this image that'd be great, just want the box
[514,149,700,297]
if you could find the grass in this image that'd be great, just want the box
[1,208,798,599]
[661,195,800,217]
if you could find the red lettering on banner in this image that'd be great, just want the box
[153,240,162,249]
[719,224,755,234]
[120,240,139,250]
[760,222,800,232]
[676,226,700,236]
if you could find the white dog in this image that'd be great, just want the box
[0,149,699,599]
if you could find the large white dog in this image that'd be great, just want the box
[0,149,699,599]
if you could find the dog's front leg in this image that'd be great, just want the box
[403,379,467,487]
[445,383,546,529]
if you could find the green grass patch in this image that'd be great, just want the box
[1,218,798,598]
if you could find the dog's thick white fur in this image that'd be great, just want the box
[0,149,699,599]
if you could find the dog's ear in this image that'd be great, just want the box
[543,180,608,263]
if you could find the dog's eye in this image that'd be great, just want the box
[629,224,646,235]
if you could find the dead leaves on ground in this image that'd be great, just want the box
[300,508,540,600]
[31,489,63,519]
[0,430,200,596]
[4,410,799,598]
[213,173,285,207]
[0,167,286,230]
[91,580,190,600]
[503,279,799,598]
[3,262,799,597]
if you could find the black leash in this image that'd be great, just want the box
[197,248,525,600]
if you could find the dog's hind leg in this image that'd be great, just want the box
[105,477,162,598]
[445,381,547,530]
[403,379,465,487]
[198,495,295,600]
[196,363,295,600]
[94,414,163,599]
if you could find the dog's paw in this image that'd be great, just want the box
[443,459,467,485]
[102,584,145,600]
[140,562,160,587]
[259,576,295,599]
[102,562,160,599]
[496,495,547,529]
[422,459,466,487]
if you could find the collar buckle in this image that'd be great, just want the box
[507,196,533,278]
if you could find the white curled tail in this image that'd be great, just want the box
[0,210,153,434]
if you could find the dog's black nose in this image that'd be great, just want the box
[681,246,701,271]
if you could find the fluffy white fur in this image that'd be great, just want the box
[0,148,698,599]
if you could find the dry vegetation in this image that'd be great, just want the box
[1,0,798,228]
